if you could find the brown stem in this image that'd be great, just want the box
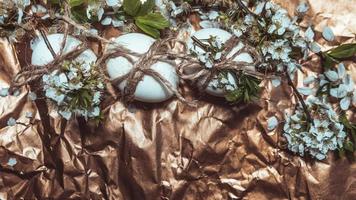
[39,29,57,59]
[236,0,260,18]
[285,71,313,124]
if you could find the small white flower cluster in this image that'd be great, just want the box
[301,63,356,111]
[190,36,223,69]
[156,0,188,26]
[229,0,309,75]
[0,0,30,24]
[42,60,104,120]
[198,10,220,29]
[86,0,124,27]
[283,96,346,160]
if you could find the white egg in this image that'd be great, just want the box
[31,34,97,67]
[188,28,255,97]
[106,33,179,103]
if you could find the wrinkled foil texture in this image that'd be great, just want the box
[0,1,355,199]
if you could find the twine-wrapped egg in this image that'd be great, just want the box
[187,28,256,97]
[106,33,179,103]
[31,34,97,66]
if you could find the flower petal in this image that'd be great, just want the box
[305,27,315,41]
[310,42,321,53]
[298,87,313,95]
[303,75,315,85]
[340,97,351,110]
[337,63,346,79]
[267,116,279,130]
[324,70,339,82]
[322,26,335,42]
[272,78,281,87]
[101,17,112,25]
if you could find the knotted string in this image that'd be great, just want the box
[98,37,195,106]
[10,27,88,89]
[177,36,266,92]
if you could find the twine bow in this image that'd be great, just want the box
[98,37,194,106]
[10,30,87,89]
[177,36,265,92]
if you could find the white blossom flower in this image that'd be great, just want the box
[25,111,33,118]
[59,110,72,120]
[0,87,9,97]
[265,39,292,62]
[106,0,122,7]
[283,96,346,160]
[86,3,104,21]
[28,92,37,101]
[268,10,291,35]
[267,116,279,130]
[322,63,356,110]
[7,117,17,126]
[296,2,309,14]
[14,0,31,24]
[101,16,125,27]
[322,26,335,42]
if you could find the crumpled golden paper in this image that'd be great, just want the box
[0,1,356,199]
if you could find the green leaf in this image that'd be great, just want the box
[327,43,356,59]
[123,0,141,16]
[69,0,85,7]
[344,140,354,152]
[321,52,339,69]
[71,6,89,23]
[135,13,169,29]
[48,0,60,4]
[137,0,155,16]
[135,20,160,38]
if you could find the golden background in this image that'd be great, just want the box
[0,0,355,199]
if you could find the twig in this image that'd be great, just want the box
[39,29,57,59]
[285,71,313,124]
[235,0,260,18]
[54,14,114,45]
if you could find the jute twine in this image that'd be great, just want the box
[10,31,196,105]
[96,37,195,106]
[10,29,88,88]
[176,36,266,92]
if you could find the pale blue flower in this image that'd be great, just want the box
[13,90,21,97]
[254,2,266,15]
[14,0,31,24]
[101,17,124,27]
[7,118,17,126]
[322,26,335,42]
[7,158,17,167]
[283,96,346,160]
[305,27,315,42]
[59,110,72,120]
[45,87,57,99]
[0,87,9,97]
[106,0,122,7]
[93,92,101,104]
[89,106,100,117]
[303,75,316,85]
[267,116,278,130]
[25,111,33,118]
[296,2,309,13]
[310,42,321,53]
[271,78,281,87]
[29,92,37,101]
[298,87,313,95]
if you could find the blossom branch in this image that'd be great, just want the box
[285,71,313,124]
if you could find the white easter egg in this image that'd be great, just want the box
[106,33,179,103]
[31,34,97,67]
[188,28,255,97]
